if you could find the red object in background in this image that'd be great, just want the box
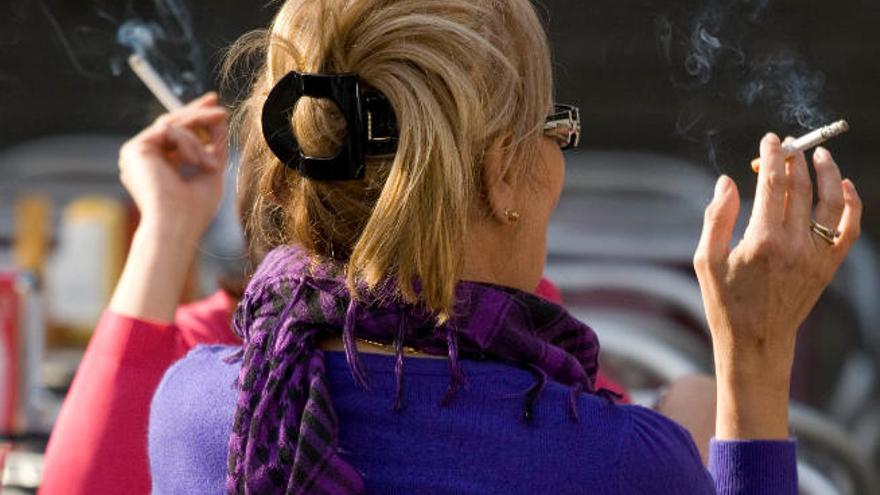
[535,277,564,305]
[0,274,20,433]
[0,441,12,471]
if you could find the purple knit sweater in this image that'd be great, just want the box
[149,346,797,494]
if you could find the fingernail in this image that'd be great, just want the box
[764,133,780,145]
[714,175,729,197]
[815,146,830,159]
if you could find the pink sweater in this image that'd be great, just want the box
[40,291,241,494]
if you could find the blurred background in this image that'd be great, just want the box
[0,0,877,493]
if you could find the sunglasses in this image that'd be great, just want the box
[543,104,581,151]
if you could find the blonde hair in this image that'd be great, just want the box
[226,0,553,318]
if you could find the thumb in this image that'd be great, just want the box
[695,175,740,268]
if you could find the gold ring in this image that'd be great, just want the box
[810,219,841,245]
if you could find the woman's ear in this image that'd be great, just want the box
[482,135,517,224]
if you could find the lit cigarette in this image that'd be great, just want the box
[750,120,849,172]
[128,54,212,143]
[128,54,184,111]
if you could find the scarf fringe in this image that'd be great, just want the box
[343,300,371,390]
[596,388,623,403]
[223,348,244,365]
[522,364,548,423]
[442,326,467,406]
[393,315,408,412]
[568,383,584,422]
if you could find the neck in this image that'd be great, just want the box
[461,215,537,294]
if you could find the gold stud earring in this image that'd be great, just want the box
[504,208,520,223]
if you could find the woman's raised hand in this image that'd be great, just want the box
[693,133,862,440]
[118,92,229,238]
[110,93,229,322]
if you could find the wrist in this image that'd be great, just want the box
[715,388,790,440]
[712,339,795,385]
[110,218,201,322]
[714,357,792,440]
[136,215,204,245]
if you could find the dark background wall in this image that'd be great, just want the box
[1,0,878,236]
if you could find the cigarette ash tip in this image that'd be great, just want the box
[829,119,849,135]
[818,119,850,140]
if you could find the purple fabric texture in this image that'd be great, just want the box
[150,346,800,494]
[225,245,610,494]
[708,439,798,494]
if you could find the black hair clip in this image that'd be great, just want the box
[261,71,399,181]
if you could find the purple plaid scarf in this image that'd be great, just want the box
[226,245,609,494]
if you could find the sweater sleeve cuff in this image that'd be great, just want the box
[709,438,797,495]
[90,310,186,367]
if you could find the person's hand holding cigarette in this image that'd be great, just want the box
[694,133,862,440]
[118,92,228,238]
[112,92,228,321]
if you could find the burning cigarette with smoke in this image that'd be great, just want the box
[127,53,212,142]
[128,54,185,111]
[750,120,850,172]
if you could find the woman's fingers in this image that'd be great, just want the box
[170,105,229,163]
[157,106,227,138]
[748,134,787,234]
[180,92,223,126]
[164,125,220,171]
[695,175,741,271]
[150,97,228,156]
[175,106,228,130]
[119,93,227,180]
[812,147,845,242]
[208,116,229,162]
[834,179,863,256]
[783,138,812,232]
[179,108,227,155]
[152,92,227,145]
[187,91,218,109]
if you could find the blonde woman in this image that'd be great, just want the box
[144,1,862,493]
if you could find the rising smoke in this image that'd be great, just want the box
[6,0,206,102]
[117,0,206,101]
[657,0,833,168]
[738,52,827,129]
